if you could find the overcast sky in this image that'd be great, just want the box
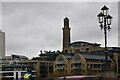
[1,2,118,58]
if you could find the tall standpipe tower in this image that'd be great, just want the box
[62,17,71,51]
[0,30,5,57]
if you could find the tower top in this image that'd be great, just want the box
[64,16,69,22]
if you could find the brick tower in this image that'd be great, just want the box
[62,17,71,51]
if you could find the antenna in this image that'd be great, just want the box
[66,15,68,18]
[0,25,2,31]
[0,2,2,31]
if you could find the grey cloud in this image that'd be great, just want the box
[2,2,118,58]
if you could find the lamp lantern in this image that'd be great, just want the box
[106,14,113,25]
[97,12,104,23]
[101,5,109,16]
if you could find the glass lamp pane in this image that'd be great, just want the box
[102,10,108,16]
[106,15,113,25]
[107,19,111,25]
[98,16,103,23]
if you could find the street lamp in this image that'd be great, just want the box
[97,5,113,71]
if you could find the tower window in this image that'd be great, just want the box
[86,48,89,51]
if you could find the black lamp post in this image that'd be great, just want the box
[97,5,113,70]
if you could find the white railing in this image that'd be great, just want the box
[0,70,36,79]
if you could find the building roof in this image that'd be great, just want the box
[2,55,28,60]
[33,52,75,61]
[80,51,111,60]
[70,41,101,48]
[2,56,11,60]
[35,51,112,61]
[33,53,59,61]
[81,53,110,60]
[12,54,28,59]
[107,47,120,53]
